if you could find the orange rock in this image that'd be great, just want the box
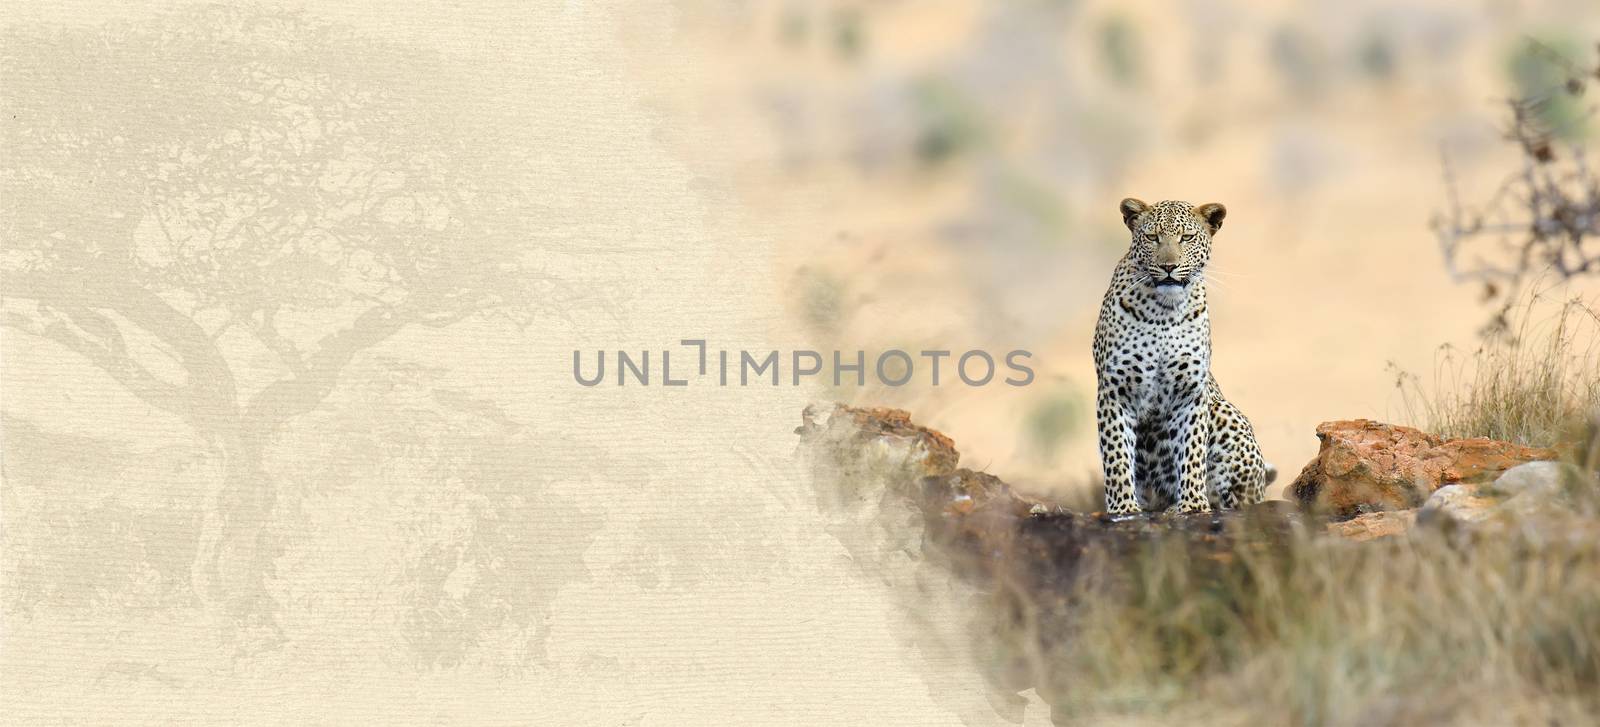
[801,403,961,476]
[1290,419,1556,519]
[1326,510,1416,541]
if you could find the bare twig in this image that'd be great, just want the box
[1435,40,1600,334]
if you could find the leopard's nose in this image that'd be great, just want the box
[1156,264,1178,276]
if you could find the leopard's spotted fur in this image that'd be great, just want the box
[1093,198,1273,514]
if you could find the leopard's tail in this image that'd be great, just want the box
[1264,462,1279,485]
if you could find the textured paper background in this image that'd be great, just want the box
[0,2,991,724]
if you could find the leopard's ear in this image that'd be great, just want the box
[1196,202,1226,234]
[1119,198,1149,231]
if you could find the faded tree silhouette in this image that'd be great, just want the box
[271,357,604,670]
[2,7,569,642]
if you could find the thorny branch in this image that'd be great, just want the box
[1434,40,1600,335]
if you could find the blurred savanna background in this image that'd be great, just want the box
[622,0,1600,499]
[626,4,1600,722]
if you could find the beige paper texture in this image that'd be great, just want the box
[1,2,977,724]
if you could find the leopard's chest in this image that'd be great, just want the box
[1096,294,1210,418]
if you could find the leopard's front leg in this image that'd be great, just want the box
[1096,387,1140,515]
[1174,397,1213,513]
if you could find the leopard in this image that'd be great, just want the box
[1092,197,1274,515]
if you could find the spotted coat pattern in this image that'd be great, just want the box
[1093,198,1271,514]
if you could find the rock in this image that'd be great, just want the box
[1289,419,1556,520]
[1326,510,1416,541]
[796,402,960,477]
[1496,463,1598,521]
[1489,460,1583,498]
[1419,483,1498,525]
[796,403,1315,587]
[1415,460,1600,535]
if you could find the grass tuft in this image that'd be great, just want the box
[1390,291,1600,447]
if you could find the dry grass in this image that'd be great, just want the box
[1391,291,1600,447]
[1035,521,1600,725]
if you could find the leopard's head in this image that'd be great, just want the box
[1118,198,1226,295]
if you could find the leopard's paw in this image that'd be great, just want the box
[1104,500,1143,517]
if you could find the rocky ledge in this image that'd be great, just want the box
[796,404,1304,599]
[796,404,1599,574]
[795,403,1599,717]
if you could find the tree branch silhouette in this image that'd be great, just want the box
[1,6,559,643]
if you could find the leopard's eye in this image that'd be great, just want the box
[1143,233,1158,242]
[1181,233,1194,242]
